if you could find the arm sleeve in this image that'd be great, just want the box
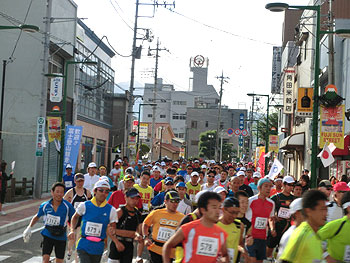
[37,203,45,218]
[76,202,86,216]
[143,210,155,227]
[245,198,253,222]
[109,207,118,223]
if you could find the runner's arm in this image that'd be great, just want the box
[63,189,73,203]
[28,215,40,227]
[220,240,229,263]
[114,208,136,238]
[162,228,185,263]
[69,212,80,231]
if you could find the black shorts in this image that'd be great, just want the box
[41,235,66,259]
[109,239,134,262]
[0,189,6,204]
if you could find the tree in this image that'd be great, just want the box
[254,111,278,145]
[140,144,150,158]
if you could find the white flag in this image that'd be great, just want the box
[11,161,15,171]
[317,143,335,168]
[267,158,284,179]
[91,145,95,155]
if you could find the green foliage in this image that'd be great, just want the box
[254,112,278,145]
[140,144,150,157]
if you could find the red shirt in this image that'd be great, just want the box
[181,220,228,263]
[108,190,142,209]
[246,195,275,239]
[244,177,254,185]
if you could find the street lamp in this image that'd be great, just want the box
[136,103,156,153]
[46,60,97,181]
[208,134,214,159]
[266,2,350,188]
[0,24,40,32]
[247,93,270,175]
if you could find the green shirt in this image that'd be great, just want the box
[318,216,350,262]
[279,221,322,263]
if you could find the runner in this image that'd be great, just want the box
[214,186,228,202]
[217,170,229,189]
[151,177,175,207]
[162,191,229,263]
[227,165,236,178]
[177,161,188,177]
[63,164,75,192]
[83,162,100,193]
[243,168,254,185]
[197,170,206,185]
[217,197,247,262]
[327,181,349,222]
[245,178,275,263]
[279,190,328,263]
[69,180,118,262]
[186,172,201,204]
[292,182,303,197]
[228,176,241,198]
[201,169,217,191]
[143,190,185,263]
[175,182,192,215]
[108,187,142,263]
[318,191,350,263]
[248,172,261,195]
[110,161,122,189]
[235,190,251,236]
[237,171,254,197]
[269,176,283,197]
[63,173,92,260]
[266,175,295,260]
[23,182,75,263]
[150,166,162,189]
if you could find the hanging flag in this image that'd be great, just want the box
[47,117,61,142]
[318,143,335,168]
[267,158,284,179]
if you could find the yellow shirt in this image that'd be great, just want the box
[217,219,241,262]
[186,182,201,203]
[133,184,153,212]
[143,208,185,257]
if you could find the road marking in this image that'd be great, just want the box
[0,226,44,247]
[0,256,10,261]
[22,256,54,262]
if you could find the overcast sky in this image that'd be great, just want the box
[73,0,309,110]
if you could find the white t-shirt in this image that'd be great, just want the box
[327,201,344,222]
[277,225,296,260]
[76,202,118,223]
[201,183,217,192]
[83,174,100,192]
[177,199,192,215]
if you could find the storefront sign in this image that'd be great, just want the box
[283,68,295,114]
[35,117,45,156]
[47,117,61,142]
[269,135,279,153]
[271,46,282,94]
[296,87,313,117]
[320,105,344,149]
[63,125,83,175]
[49,76,63,102]
[139,123,148,140]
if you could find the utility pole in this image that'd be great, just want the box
[34,0,52,199]
[215,72,229,161]
[328,0,335,84]
[248,95,255,161]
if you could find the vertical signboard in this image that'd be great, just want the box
[320,105,344,149]
[47,117,61,142]
[283,68,295,114]
[63,125,83,175]
[49,75,63,102]
[269,135,279,153]
[239,113,244,146]
[296,87,313,117]
[271,46,282,94]
[35,117,45,156]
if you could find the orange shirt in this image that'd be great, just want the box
[181,220,228,263]
[143,208,185,257]
[269,188,282,197]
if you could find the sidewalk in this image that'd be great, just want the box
[0,195,50,235]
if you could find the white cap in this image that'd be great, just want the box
[214,186,227,194]
[137,160,142,165]
[201,164,207,169]
[161,161,166,166]
[99,176,110,182]
[66,163,73,169]
[253,172,261,178]
[289,198,303,214]
[240,167,246,171]
[194,160,200,163]
[93,180,110,190]
[283,175,295,184]
[237,171,245,177]
[125,167,134,173]
[191,171,199,177]
[210,160,216,164]
[152,166,160,172]
[117,159,123,163]
[195,190,208,203]
[88,162,97,168]
[173,161,179,165]
[274,177,283,182]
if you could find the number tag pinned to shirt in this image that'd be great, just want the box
[228,248,235,262]
[278,207,291,219]
[196,236,218,257]
[254,217,268,230]
[156,227,175,242]
[85,222,102,237]
[45,214,60,226]
[344,245,350,262]
[142,203,149,211]
[65,181,73,188]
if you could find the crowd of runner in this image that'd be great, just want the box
[22,157,350,263]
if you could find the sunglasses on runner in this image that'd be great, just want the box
[97,188,110,194]
[207,175,215,178]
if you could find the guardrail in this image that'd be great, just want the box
[5,177,34,202]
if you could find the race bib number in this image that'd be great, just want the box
[74,202,82,210]
[46,214,60,226]
[344,245,350,262]
[278,207,291,219]
[85,222,102,237]
[190,194,196,202]
[156,227,175,242]
[143,203,149,211]
[228,248,235,262]
[254,217,267,230]
[196,236,218,257]
[65,181,73,188]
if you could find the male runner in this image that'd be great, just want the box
[186,171,201,204]
[201,169,217,191]
[63,164,75,192]
[83,162,100,192]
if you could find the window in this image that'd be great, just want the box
[173,101,187,105]
[205,121,209,127]
[191,121,197,129]
[160,114,166,118]
[173,113,186,120]
[172,114,179,120]
[147,114,152,118]
[191,140,199,145]
[178,133,185,138]
[220,122,224,129]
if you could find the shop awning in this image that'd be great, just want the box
[279,132,305,150]
[332,135,350,156]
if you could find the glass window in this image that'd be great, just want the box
[191,121,197,129]
[160,114,166,118]
[147,114,152,118]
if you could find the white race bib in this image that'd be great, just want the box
[344,245,350,262]
[65,181,73,188]
[254,217,268,230]
[46,214,60,226]
[228,248,235,262]
[85,222,102,237]
[278,207,291,219]
[156,227,175,242]
[196,236,218,257]
[143,203,149,211]
[74,202,82,210]
[190,194,196,202]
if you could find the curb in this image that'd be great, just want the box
[0,216,32,236]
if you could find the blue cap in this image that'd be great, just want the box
[257,178,272,188]
[176,182,187,188]
[164,177,174,185]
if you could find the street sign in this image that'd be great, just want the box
[234,129,241,136]
[241,129,248,137]
[227,128,234,135]
[50,75,63,102]
[239,113,244,130]
[239,135,243,146]
[35,117,45,156]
